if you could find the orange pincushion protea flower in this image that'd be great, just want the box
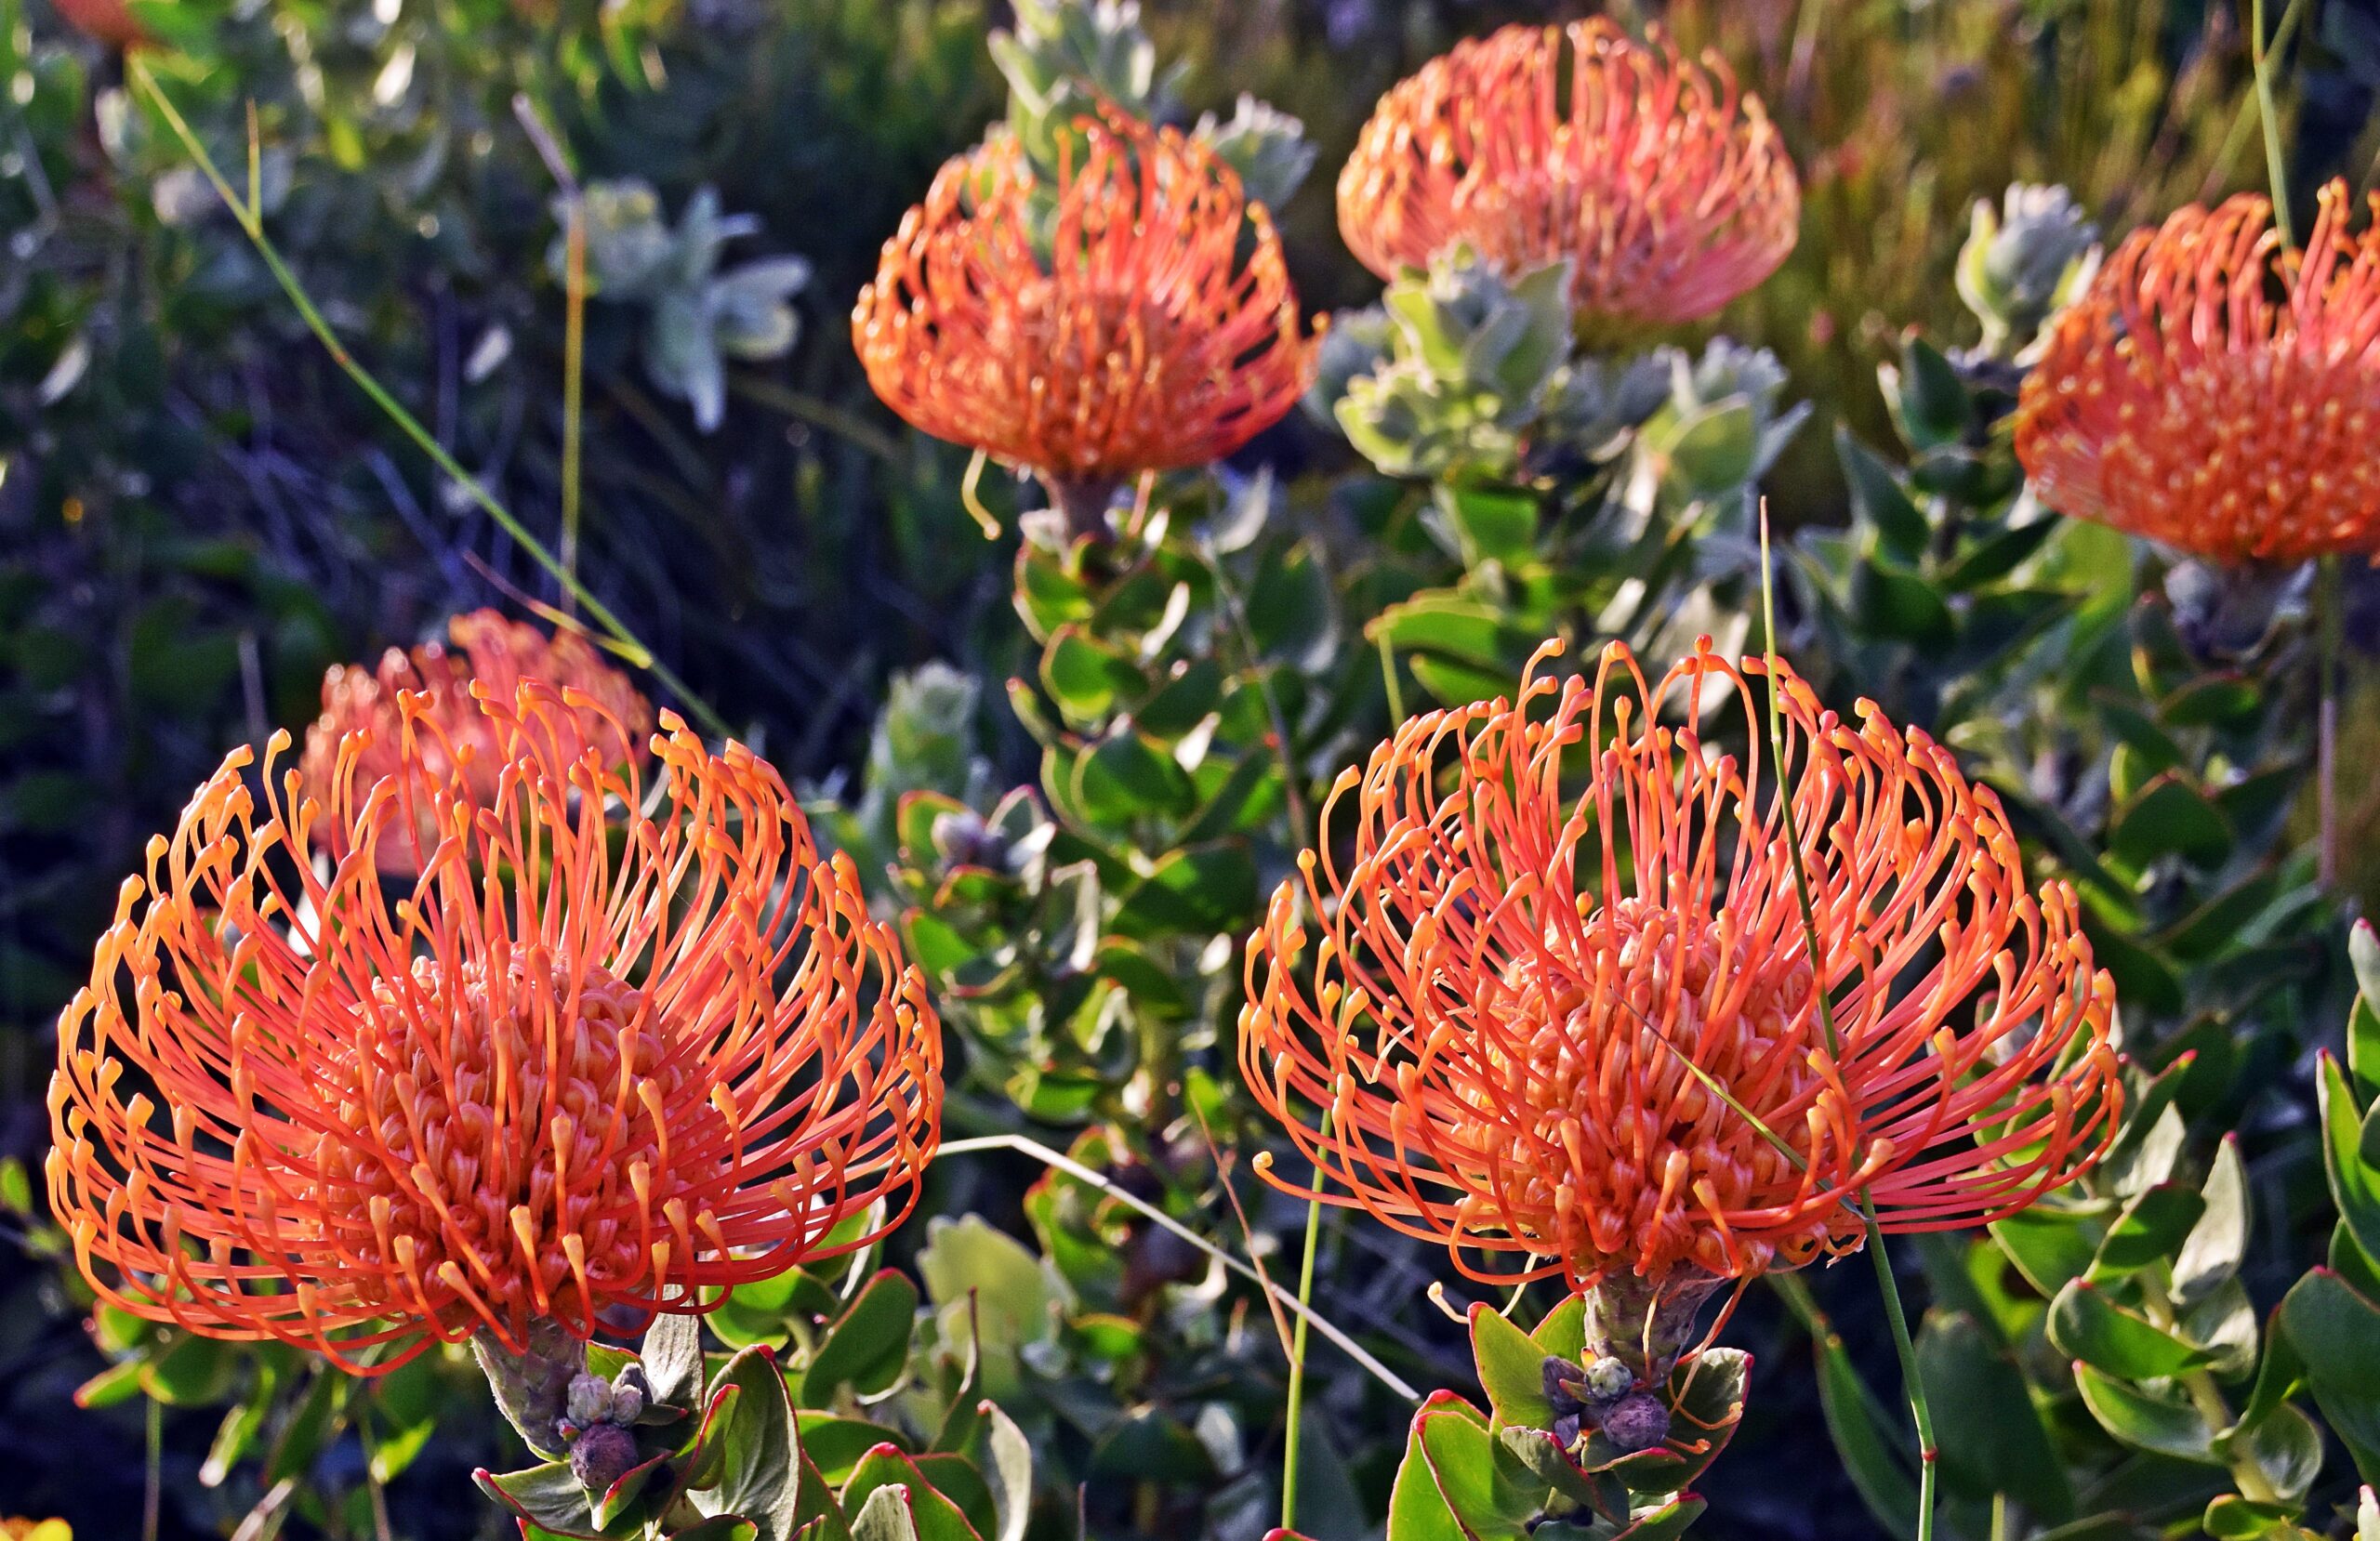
[852,110,1312,527]
[1242,640,2119,1294]
[298,609,654,874]
[1338,20,1799,326]
[48,681,942,1374]
[2017,179,2380,566]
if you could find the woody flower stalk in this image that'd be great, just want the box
[1242,639,2120,1437]
[47,676,942,1465]
[1338,20,1800,329]
[853,108,1313,543]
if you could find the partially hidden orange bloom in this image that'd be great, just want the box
[49,680,942,1374]
[1338,20,1800,326]
[298,609,654,874]
[1242,640,2120,1293]
[2017,179,2380,566]
[853,110,1313,528]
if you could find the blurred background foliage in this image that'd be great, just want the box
[8,1,2380,1538]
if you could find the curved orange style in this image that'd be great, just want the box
[1241,640,2120,1292]
[853,110,1312,512]
[298,610,654,875]
[49,681,942,1373]
[2018,179,2380,566]
[1338,20,1799,325]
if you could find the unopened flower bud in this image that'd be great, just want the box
[1600,1391,1672,1453]
[565,1373,614,1429]
[1581,1355,1633,1403]
[569,1421,641,1495]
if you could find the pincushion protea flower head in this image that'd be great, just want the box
[2016,179,2380,566]
[1338,20,1800,327]
[1242,639,2119,1300]
[298,609,654,874]
[853,108,1313,538]
[49,681,942,1374]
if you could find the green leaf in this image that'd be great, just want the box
[1040,627,1144,723]
[1838,427,1930,561]
[841,1446,984,1541]
[1530,1296,1586,1363]
[2087,1184,2202,1283]
[974,1401,1032,1541]
[1087,1408,1215,1483]
[1470,1304,1554,1429]
[2350,922,2380,1098]
[1919,1311,2074,1521]
[2174,1139,2251,1306]
[1659,400,1757,498]
[800,1271,919,1405]
[2231,1403,2323,1506]
[2071,1362,2222,1465]
[1413,1395,1539,1535]
[1440,484,1539,568]
[674,1521,761,1541]
[907,1454,996,1541]
[1852,560,1956,645]
[1808,1318,1917,1534]
[2279,1270,2380,1482]
[642,1315,706,1410]
[2050,1280,2215,1378]
[1111,841,1257,937]
[1389,1396,1497,1541]
[1496,1428,1602,1509]
[2203,1495,2305,1540]
[1898,336,1970,448]
[796,1416,910,1485]
[1991,1205,2102,1297]
[2110,773,2233,868]
[475,1462,601,1539]
[1611,1495,1708,1541]
[2323,1055,2380,1270]
[695,1348,800,1541]
[139,1333,241,1405]
[848,1486,921,1541]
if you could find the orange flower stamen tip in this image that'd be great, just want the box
[2018,178,2380,566]
[298,609,655,876]
[1239,640,2122,1296]
[48,679,942,1375]
[1338,20,1800,325]
[853,108,1314,492]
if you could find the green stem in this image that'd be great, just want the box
[1280,1109,1331,1533]
[2135,1271,2279,1504]
[561,202,586,605]
[144,1392,162,1541]
[1377,628,1406,724]
[936,1133,1420,1403]
[1758,511,1937,1541]
[2251,0,2294,244]
[130,60,730,741]
[2319,552,2344,889]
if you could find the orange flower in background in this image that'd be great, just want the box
[853,109,1313,536]
[1241,640,2119,1295]
[2017,179,2380,566]
[1338,20,1800,326]
[49,680,942,1374]
[298,609,654,873]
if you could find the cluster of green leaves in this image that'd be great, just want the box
[893,490,1341,1124]
[477,1302,1033,1541]
[1292,1299,1744,1541]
